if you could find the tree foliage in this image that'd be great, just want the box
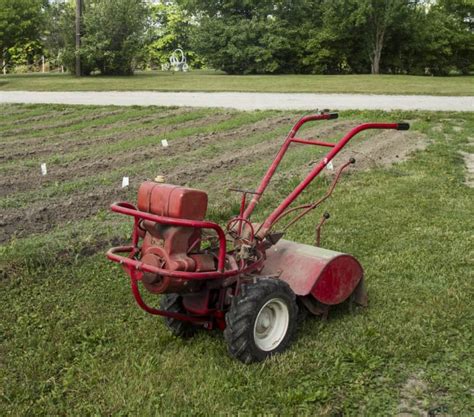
[43,0,75,69]
[77,0,149,75]
[182,0,474,75]
[0,0,46,70]
[146,1,202,69]
[1,0,473,76]
[181,0,313,74]
[43,0,149,75]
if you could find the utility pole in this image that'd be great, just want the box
[75,0,82,76]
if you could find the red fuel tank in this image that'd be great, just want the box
[137,182,208,220]
[136,182,211,294]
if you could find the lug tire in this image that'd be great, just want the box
[160,293,197,338]
[224,277,298,364]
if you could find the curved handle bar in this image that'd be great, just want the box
[288,112,338,137]
[257,122,410,235]
[243,112,339,219]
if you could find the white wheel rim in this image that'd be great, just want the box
[253,298,289,352]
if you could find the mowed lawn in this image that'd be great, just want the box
[0,104,473,416]
[0,71,473,96]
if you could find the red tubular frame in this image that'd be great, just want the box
[244,118,406,234]
[106,202,263,324]
[106,202,265,278]
[110,202,228,272]
[129,268,210,325]
[107,245,263,279]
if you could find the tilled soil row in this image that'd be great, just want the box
[0,107,71,128]
[4,109,76,126]
[1,108,127,138]
[0,107,192,158]
[0,113,286,198]
[0,116,295,242]
[334,129,428,171]
[3,106,189,144]
[0,108,217,164]
[0,106,36,119]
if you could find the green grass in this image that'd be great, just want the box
[0,106,473,416]
[1,70,473,95]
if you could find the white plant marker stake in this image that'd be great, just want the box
[122,176,129,188]
[327,160,334,171]
[40,163,47,176]
[161,139,169,148]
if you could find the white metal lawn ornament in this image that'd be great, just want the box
[169,49,189,72]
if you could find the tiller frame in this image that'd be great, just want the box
[107,111,409,362]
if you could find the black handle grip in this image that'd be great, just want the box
[397,123,410,130]
[328,112,339,120]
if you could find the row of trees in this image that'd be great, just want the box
[1,0,473,76]
[186,0,473,75]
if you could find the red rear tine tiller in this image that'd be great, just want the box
[107,112,409,363]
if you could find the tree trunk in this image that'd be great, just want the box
[371,26,385,74]
[1,50,6,75]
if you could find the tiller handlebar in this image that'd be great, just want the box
[243,113,409,236]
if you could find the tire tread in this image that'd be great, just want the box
[224,277,298,363]
[160,293,197,338]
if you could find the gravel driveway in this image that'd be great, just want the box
[1,90,473,111]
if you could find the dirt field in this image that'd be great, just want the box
[0,105,426,243]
